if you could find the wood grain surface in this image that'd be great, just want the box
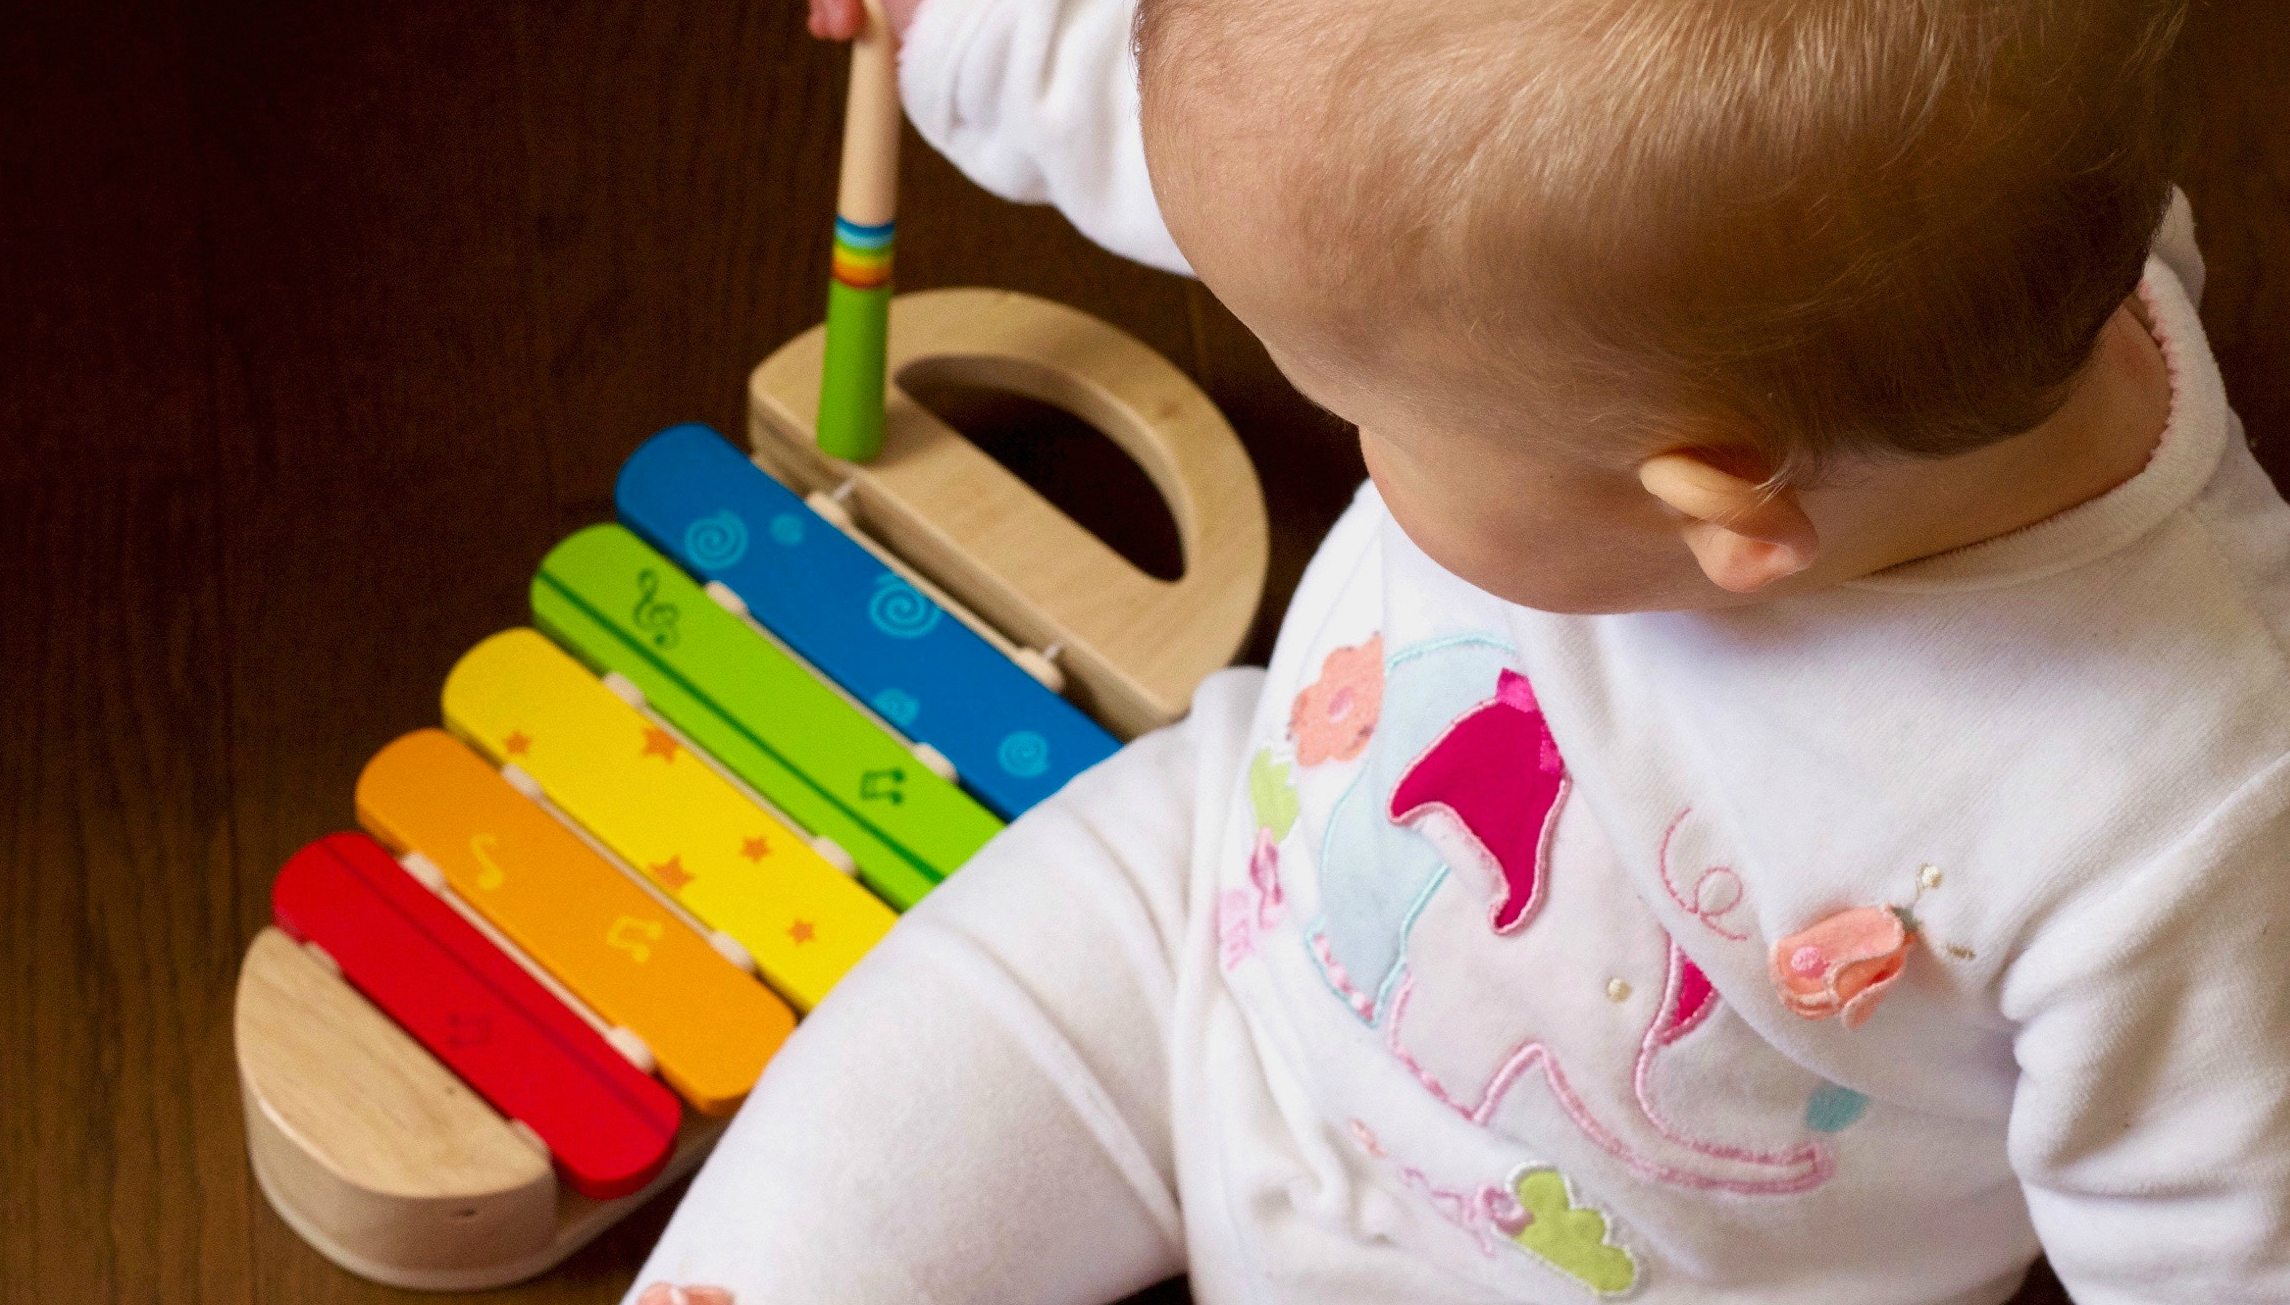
[1,3,2281,1303]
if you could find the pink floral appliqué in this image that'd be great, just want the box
[1289,635,1384,766]
[1770,906,1913,1029]
[1219,829,1287,970]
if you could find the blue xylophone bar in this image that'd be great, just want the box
[615,424,1121,819]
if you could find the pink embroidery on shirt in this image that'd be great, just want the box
[1350,1120,1519,1257]
[1249,827,1285,925]
[1655,808,1750,941]
[1290,635,1385,766]
[1349,1125,1642,1294]
[1219,830,1289,971]
[1652,952,1717,1046]
[1311,929,1381,1020]
[1389,669,1567,935]
[1348,1117,1389,1158]
[1383,942,1831,1196]
[1218,890,1259,969]
[1397,1166,1517,1257]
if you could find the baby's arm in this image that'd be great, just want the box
[2006,763,2290,1302]
[885,0,1188,274]
[624,669,1261,1305]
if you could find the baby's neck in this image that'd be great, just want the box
[1805,298,2175,581]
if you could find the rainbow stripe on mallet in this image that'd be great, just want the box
[830,216,894,289]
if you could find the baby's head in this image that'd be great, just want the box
[1136,0,2186,612]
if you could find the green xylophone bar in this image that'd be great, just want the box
[531,524,1001,911]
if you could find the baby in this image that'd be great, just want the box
[636,0,2290,1300]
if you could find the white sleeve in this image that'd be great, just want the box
[898,0,1192,275]
[622,669,1266,1305]
[2002,763,2290,1303]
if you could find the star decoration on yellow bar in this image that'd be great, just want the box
[640,726,681,762]
[650,855,693,892]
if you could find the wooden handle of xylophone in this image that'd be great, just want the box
[752,287,1270,739]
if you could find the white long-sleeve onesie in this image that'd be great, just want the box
[629,3,2290,1300]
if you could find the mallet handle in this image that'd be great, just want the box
[817,0,901,462]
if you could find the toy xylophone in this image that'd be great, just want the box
[233,289,1268,1290]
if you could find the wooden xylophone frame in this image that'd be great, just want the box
[232,289,1268,1291]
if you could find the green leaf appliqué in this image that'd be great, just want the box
[1506,1166,1637,1296]
[1248,749,1299,841]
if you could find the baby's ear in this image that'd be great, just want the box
[1637,449,1819,594]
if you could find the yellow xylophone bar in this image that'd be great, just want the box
[355,729,794,1115]
[442,628,895,1012]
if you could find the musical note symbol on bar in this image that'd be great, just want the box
[606,916,664,964]
[632,569,681,649]
[859,768,905,804]
[469,833,508,891]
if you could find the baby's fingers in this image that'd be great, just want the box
[637,1285,735,1305]
[806,0,864,41]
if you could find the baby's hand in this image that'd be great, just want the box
[806,0,922,41]
[637,1285,734,1305]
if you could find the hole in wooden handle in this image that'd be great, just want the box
[897,359,1185,583]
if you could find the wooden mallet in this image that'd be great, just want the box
[815,0,901,462]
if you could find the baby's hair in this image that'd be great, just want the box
[1136,0,2189,484]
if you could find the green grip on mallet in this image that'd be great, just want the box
[818,277,891,462]
[818,213,895,462]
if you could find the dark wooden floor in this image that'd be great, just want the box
[0,4,2280,1303]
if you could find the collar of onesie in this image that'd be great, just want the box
[1844,254,2230,595]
